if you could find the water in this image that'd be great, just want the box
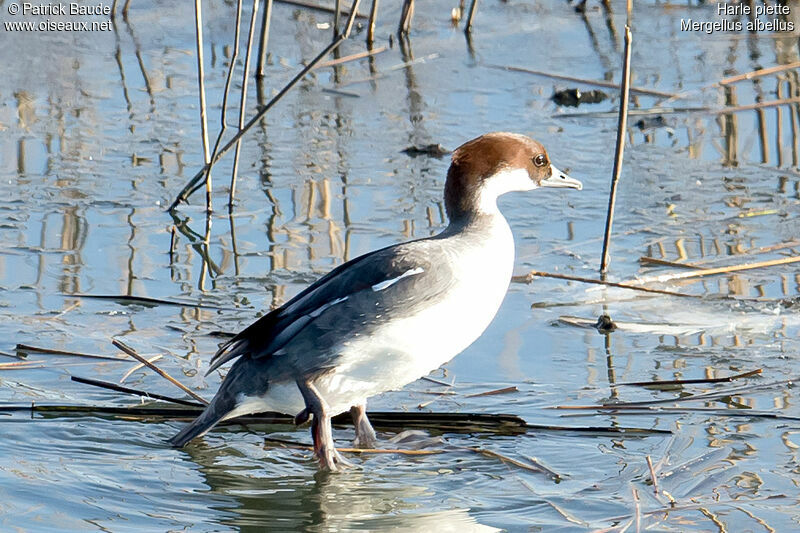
[1,0,799,530]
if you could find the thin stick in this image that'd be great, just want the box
[398,0,413,35]
[256,0,273,79]
[600,24,632,274]
[646,455,659,494]
[63,293,238,310]
[465,386,518,398]
[0,360,44,369]
[469,447,560,476]
[465,0,478,32]
[483,64,675,98]
[616,369,762,388]
[710,96,800,115]
[111,339,209,405]
[366,0,378,44]
[421,375,456,387]
[229,0,260,210]
[639,256,702,269]
[16,344,128,362]
[511,270,697,298]
[314,46,386,69]
[167,0,363,211]
[720,61,800,86]
[119,354,164,383]
[193,0,212,212]
[628,255,800,285]
[71,376,203,407]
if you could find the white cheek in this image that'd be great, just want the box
[476,167,536,214]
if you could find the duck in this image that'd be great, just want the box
[169,132,582,469]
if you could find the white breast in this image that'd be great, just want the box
[313,217,515,414]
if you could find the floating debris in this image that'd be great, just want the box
[401,144,451,158]
[552,88,608,107]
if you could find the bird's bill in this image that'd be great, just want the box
[541,165,583,190]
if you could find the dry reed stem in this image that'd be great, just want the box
[0,360,44,369]
[710,96,800,114]
[119,354,164,384]
[639,256,702,269]
[71,376,204,407]
[193,0,212,211]
[600,24,632,274]
[720,61,800,85]
[168,0,363,210]
[256,0,273,79]
[628,255,800,285]
[617,369,762,388]
[469,447,560,476]
[646,455,659,494]
[484,64,675,98]
[465,0,478,32]
[512,270,696,298]
[366,0,378,43]
[229,0,260,210]
[420,375,455,387]
[314,46,386,68]
[112,339,209,405]
[465,386,518,398]
[65,293,234,309]
[16,343,128,361]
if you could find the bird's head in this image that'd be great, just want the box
[444,132,582,221]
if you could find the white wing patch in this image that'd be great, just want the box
[309,296,349,318]
[371,267,425,292]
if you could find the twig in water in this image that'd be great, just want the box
[314,46,386,69]
[628,255,800,285]
[709,96,800,115]
[600,23,632,275]
[646,455,659,494]
[62,293,239,310]
[119,354,164,383]
[111,339,209,405]
[71,376,204,407]
[639,256,702,269]
[167,0,364,210]
[16,343,128,362]
[169,226,177,261]
[0,360,44,370]
[366,0,378,44]
[465,0,478,32]
[617,369,762,388]
[465,386,518,398]
[421,375,455,387]
[660,60,800,105]
[255,0,273,80]
[482,64,674,98]
[511,270,696,298]
[468,447,562,478]
[398,0,414,35]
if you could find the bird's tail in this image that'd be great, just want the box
[168,356,269,448]
[168,393,236,448]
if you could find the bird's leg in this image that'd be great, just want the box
[294,408,309,425]
[350,403,377,448]
[296,380,350,470]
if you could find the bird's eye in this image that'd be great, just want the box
[533,154,547,167]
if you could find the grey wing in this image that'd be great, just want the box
[206,241,453,376]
